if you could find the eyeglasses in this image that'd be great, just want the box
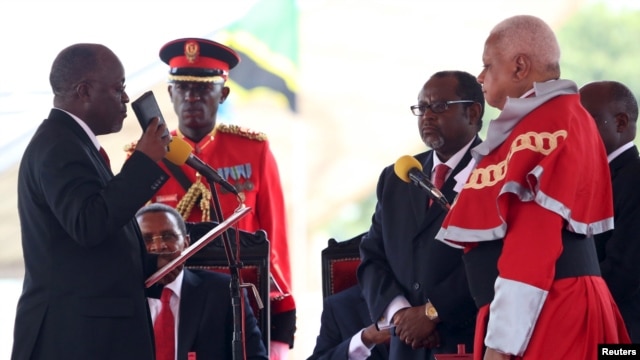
[410,100,475,116]
[142,232,182,244]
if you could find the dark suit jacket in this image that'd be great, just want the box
[358,138,480,359]
[595,145,640,342]
[12,109,168,360]
[177,269,268,359]
[308,285,389,360]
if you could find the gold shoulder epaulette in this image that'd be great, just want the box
[123,141,138,155]
[217,124,267,141]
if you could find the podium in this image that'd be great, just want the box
[185,221,271,351]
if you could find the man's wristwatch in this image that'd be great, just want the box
[425,300,439,321]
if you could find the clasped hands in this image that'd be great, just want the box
[393,305,440,349]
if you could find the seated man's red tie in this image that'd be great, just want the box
[433,164,449,189]
[430,164,449,206]
[154,287,175,360]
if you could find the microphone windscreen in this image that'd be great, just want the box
[165,137,193,165]
[394,155,423,183]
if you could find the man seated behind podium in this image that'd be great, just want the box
[308,284,390,360]
[136,203,267,360]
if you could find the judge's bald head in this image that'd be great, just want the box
[478,15,561,109]
[489,15,561,79]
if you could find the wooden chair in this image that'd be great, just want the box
[185,221,270,351]
[321,232,366,299]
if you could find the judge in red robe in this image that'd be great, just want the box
[437,15,629,360]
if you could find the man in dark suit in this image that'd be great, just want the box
[12,43,171,359]
[308,284,389,360]
[580,80,640,342]
[358,71,483,359]
[136,203,268,360]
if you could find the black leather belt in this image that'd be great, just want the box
[463,229,601,308]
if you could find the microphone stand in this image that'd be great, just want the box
[206,178,246,360]
[407,173,451,211]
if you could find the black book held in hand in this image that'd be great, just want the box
[131,90,170,138]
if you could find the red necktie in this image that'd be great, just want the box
[432,164,450,189]
[154,288,175,360]
[99,147,111,170]
[430,164,449,207]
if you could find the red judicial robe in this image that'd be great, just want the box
[437,80,629,359]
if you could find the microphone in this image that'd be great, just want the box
[165,137,239,196]
[394,155,450,210]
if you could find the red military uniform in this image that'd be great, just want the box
[148,37,296,353]
[437,80,629,359]
[156,124,293,310]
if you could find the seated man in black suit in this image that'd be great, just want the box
[136,203,267,360]
[308,284,390,360]
[580,80,640,342]
[358,70,482,359]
